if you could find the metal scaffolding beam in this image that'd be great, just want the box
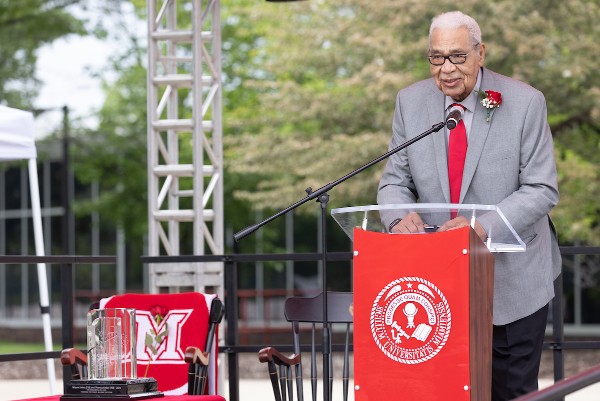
[147,0,223,294]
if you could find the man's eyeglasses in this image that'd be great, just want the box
[428,53,468,66]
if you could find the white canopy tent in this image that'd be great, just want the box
[0,105,56,393]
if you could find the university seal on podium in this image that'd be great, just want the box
[370,276,451,364]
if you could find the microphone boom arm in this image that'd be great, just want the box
[233,121,446,242]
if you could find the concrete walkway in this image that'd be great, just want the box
[1,378,600,401]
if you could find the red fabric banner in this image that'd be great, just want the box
[101,292,214,395]
[353,228,472,401]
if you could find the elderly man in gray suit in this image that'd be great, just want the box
[377,10,561,401]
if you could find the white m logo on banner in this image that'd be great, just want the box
[135,309,193,363]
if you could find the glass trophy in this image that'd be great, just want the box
[61,308,162,400]
[87,308,137,379]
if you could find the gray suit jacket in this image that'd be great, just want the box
[377,68,561,325]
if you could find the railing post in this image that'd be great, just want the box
[552,273,565,389]
[225,254,239,401]
[61,262,74,389]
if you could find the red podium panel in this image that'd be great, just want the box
[353,227,494,401]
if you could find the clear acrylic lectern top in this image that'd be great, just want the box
[331,203,525,253]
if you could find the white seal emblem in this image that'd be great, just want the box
[370,276,451,364]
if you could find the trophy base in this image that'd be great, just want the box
[60,393,163,400]
[61,377,163,400]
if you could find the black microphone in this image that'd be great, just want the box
[446,104,465,129]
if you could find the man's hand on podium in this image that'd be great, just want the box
[389,212,488,243]
[388,212,425,233]
[438,215,488,242]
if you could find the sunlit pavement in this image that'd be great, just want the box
[2,378,600,401]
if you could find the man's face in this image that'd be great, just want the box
[429,27,485,101]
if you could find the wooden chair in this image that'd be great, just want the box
[61,292,224,398]
[258,292,353,401]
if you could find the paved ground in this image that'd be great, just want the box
[2,378,600,401]
[2,351,600,401]
[0,378,269,401]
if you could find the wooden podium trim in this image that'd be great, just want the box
[468,228,495,401]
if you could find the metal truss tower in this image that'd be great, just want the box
[147,0,223,294]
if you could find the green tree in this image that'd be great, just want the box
[69,39,149,286]
[0,0,85,108]
[72,0,600,254]
[58,0,600,297]
[223,0,600,245]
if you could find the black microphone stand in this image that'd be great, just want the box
[234,121,446,401]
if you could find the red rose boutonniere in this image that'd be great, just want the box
[477,90,502,122]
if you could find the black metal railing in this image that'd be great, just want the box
[0,255,117,386]
[142,248,600,401]
[141,251,353,401]
[513,365,600,401]
[1,248,599,401]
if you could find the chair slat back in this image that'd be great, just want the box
[284,292,354,323]
[283,292,353,401]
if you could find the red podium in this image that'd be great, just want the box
[331,204,525,401]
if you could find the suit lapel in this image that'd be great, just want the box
[460,68,495,202]
[427,87,450,202]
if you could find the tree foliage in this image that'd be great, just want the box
[50,0,600,248]
[0,0,85,108]
[71,53,148,240]
[222,0,600,244]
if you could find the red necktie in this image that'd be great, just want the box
[448,112,467,205]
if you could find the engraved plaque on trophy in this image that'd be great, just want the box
[63,377,161,399]
[61,308,163,400]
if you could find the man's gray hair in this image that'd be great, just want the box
[429,11,482,47]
